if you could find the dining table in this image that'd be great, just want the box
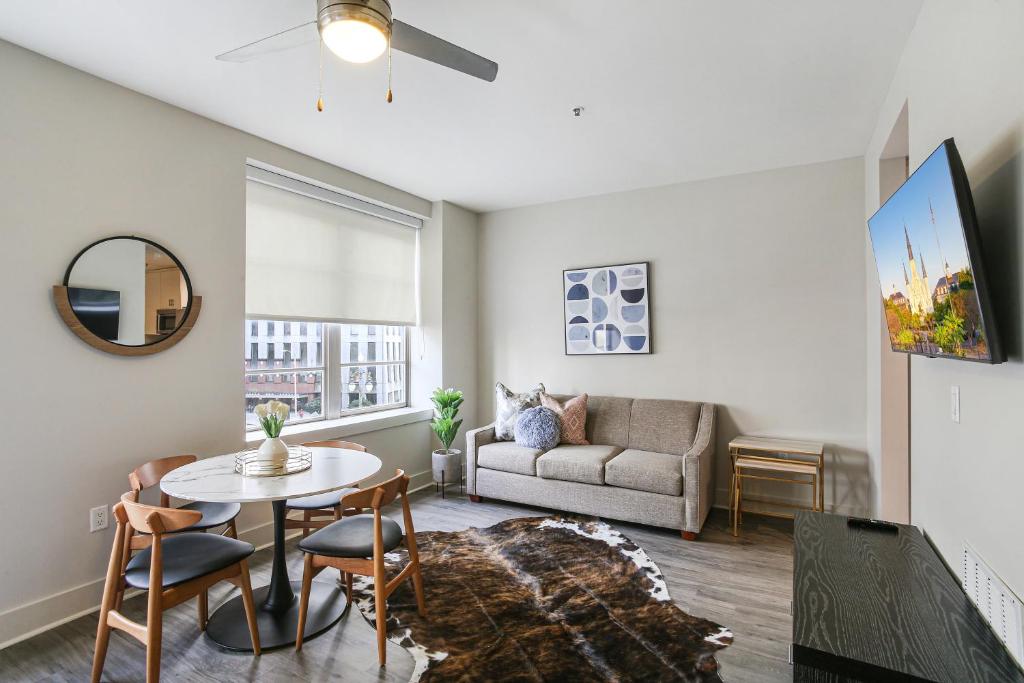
[160,446,382,651]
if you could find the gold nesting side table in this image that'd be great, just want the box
[729,436,825,537]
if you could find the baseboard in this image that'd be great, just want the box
[0,518,298,651]
[407,468,433,493]
[0,470,435,651]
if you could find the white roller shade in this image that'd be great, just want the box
[246,178,418,325]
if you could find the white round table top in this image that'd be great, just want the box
[160,447,383,504]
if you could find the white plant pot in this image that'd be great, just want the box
[257,437,289,465]
[432,448,462,484]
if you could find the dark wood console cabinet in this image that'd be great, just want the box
[792,512,1023,682]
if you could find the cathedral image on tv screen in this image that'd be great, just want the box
[868,143,991,360]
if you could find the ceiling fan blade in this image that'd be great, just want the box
[392,20,498,82]
[216,21,318,63]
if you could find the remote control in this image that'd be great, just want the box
[846,516,899,533]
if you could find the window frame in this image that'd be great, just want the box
[245,322,408,432]
[330,323,409,419]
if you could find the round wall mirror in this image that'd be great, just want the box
[54,236,202,355]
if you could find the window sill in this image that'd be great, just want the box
[245,406,432,445]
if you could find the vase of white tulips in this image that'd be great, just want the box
[254,400,290,465]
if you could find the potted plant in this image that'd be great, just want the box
[430,387,464,490]
[254,400,290,465]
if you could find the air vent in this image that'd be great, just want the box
[962,543,1023,669]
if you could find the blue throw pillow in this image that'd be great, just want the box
[514,406,561,450]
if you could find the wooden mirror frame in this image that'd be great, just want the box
[53,236,202,356]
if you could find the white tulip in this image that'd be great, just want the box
[254,404,269,418]
[269,400,290,420]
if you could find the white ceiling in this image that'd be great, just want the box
[0,1,921,212]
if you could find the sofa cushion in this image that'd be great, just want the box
[605,448,684,496]
[583,396,633,449]
[494,382,545,441]
[537,444,623,485]
[514,406,561,450]
[477,442,546,476]
[627,399,703,456]
[540,392,589,445]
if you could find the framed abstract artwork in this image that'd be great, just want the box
[563,262,651,355]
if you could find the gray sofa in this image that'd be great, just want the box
[465,395,717,539]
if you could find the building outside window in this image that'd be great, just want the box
[338,324,405,412]
[244,320,406,430]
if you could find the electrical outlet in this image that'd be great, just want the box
[951,385,960,423]
[90,505,109,533]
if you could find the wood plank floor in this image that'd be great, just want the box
[0,491,794,683]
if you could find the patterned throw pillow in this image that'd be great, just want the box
[540,392,589,445]
[514,406,561,450]
[494,382,545,441]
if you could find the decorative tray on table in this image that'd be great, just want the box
[234,446,312,477]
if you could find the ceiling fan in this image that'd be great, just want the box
[217,0,498,106]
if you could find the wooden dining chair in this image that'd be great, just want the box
[284,440,367,538]
[294,469,425,666]
[129,455,241,538]
[91,493,261,683]
[122,456,242,627]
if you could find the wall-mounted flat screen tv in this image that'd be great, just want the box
[68,287,120,341]
[868,138,1004,363]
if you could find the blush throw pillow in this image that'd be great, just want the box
[540,392,590,445]
[514,406,561,451]
[494,382,546,441]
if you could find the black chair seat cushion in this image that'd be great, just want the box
[299,514,403,558]
[179,501,241,531]
[286,488,359,511]
[125,533,254,590]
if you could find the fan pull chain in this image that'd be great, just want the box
[316,38,325,112]
[386,33,393,103]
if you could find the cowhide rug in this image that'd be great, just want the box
[351,515,732,682]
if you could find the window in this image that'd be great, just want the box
[245,320,406,430]
[244,165,418,432]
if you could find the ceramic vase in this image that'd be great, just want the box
[258,436,289,466]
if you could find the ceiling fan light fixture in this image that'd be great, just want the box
[317,0,392,64]
[321,18,388,63]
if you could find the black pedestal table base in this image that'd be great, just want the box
[205,499,347,651]
[205,581,347,651]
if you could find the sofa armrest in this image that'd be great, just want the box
[682,403,716,534]
[465,424,496,495]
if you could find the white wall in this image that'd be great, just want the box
[876,155,911,523]
[413,200,480,446]
[863,0,1024,595]
[411,200,479,441]
[441,202,479,438]
[477,158,868,513]
[0,39,449,645]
